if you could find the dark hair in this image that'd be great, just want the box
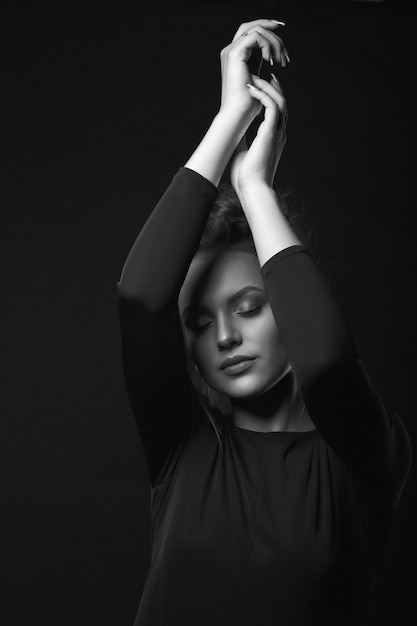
[198,182,315,255]
[198,183,255,253]
[186,182,314,445]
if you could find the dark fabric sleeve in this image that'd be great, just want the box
[118,167,218,487]
[261,246,412,514]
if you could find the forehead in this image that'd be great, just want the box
[178,248,262,313]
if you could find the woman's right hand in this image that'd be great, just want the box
[219,18,288,125]
[183,18,288,186]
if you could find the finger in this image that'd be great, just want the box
[270,43,290,69]
[247,79,287,136]
[236,25,287,66]
[231,29,284,66]
[229,31,273,65]
[271,75,284,96]
[251,75,286,116]
[251,26,287,66]
[233,18,285,42]
[246,84,280,127]
[282,49,291,64]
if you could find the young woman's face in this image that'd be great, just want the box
[178,247,291,399]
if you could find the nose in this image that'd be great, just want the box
[216,315,242,351]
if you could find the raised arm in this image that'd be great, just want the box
[119,18,288,304]
[229,59,411,512]
[118,19,288,485]
[118,168,217,487]
[184,18,288,186]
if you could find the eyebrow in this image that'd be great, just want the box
[181,286,265,318]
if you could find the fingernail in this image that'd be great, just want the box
[246,83,259,90]
[269,56,274,66]
[284,50,291,63]
[271,20,285,26]
[271,73,279,84]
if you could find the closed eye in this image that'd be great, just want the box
[184,315,213,333]
[235,297,265,316]
[192,321,212,333]
[237,305,262,316]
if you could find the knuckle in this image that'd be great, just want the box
[228,47,240,60]
[220,44,231,59]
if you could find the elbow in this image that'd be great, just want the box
[117,279,142,304]
[117,259,153,307]
[117,280,176,316]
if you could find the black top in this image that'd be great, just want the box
[118,167,411,626]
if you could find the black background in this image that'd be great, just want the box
[2,1,416,624]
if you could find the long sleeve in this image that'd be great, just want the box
[118,167,218,486]
[261,246,412,515]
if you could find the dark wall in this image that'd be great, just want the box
[2,1,415,624]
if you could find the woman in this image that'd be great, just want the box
[118,18,411,626]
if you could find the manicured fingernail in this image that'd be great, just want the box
[270,56,274,66]
[271,72,279,84]
[284,50,291,63]
[271,20,285,25]
[246,83,259,90]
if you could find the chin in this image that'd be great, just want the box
[224,365,293,399]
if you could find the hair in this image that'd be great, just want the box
[198,183,255,253]
[185,181,315,447]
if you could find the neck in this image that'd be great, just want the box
[231,371,315,433]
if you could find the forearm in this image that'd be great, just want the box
[240,181,356,374]
[263,247,411,508]
[238,182,301,267]
[262,247,357,378]
[184,109,252,187]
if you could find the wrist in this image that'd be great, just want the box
[216,106,254,134]
[237,183,301,267]
[237,180,275,206]
[184,110,250,188]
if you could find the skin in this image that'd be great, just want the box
[179,19,314,432]
[178,246,315,433]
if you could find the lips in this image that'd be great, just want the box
[220,355,256,375]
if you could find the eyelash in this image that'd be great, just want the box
[236,304,262,316]
[190,304,262,332]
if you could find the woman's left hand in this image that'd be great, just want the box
[230,74,287,194]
